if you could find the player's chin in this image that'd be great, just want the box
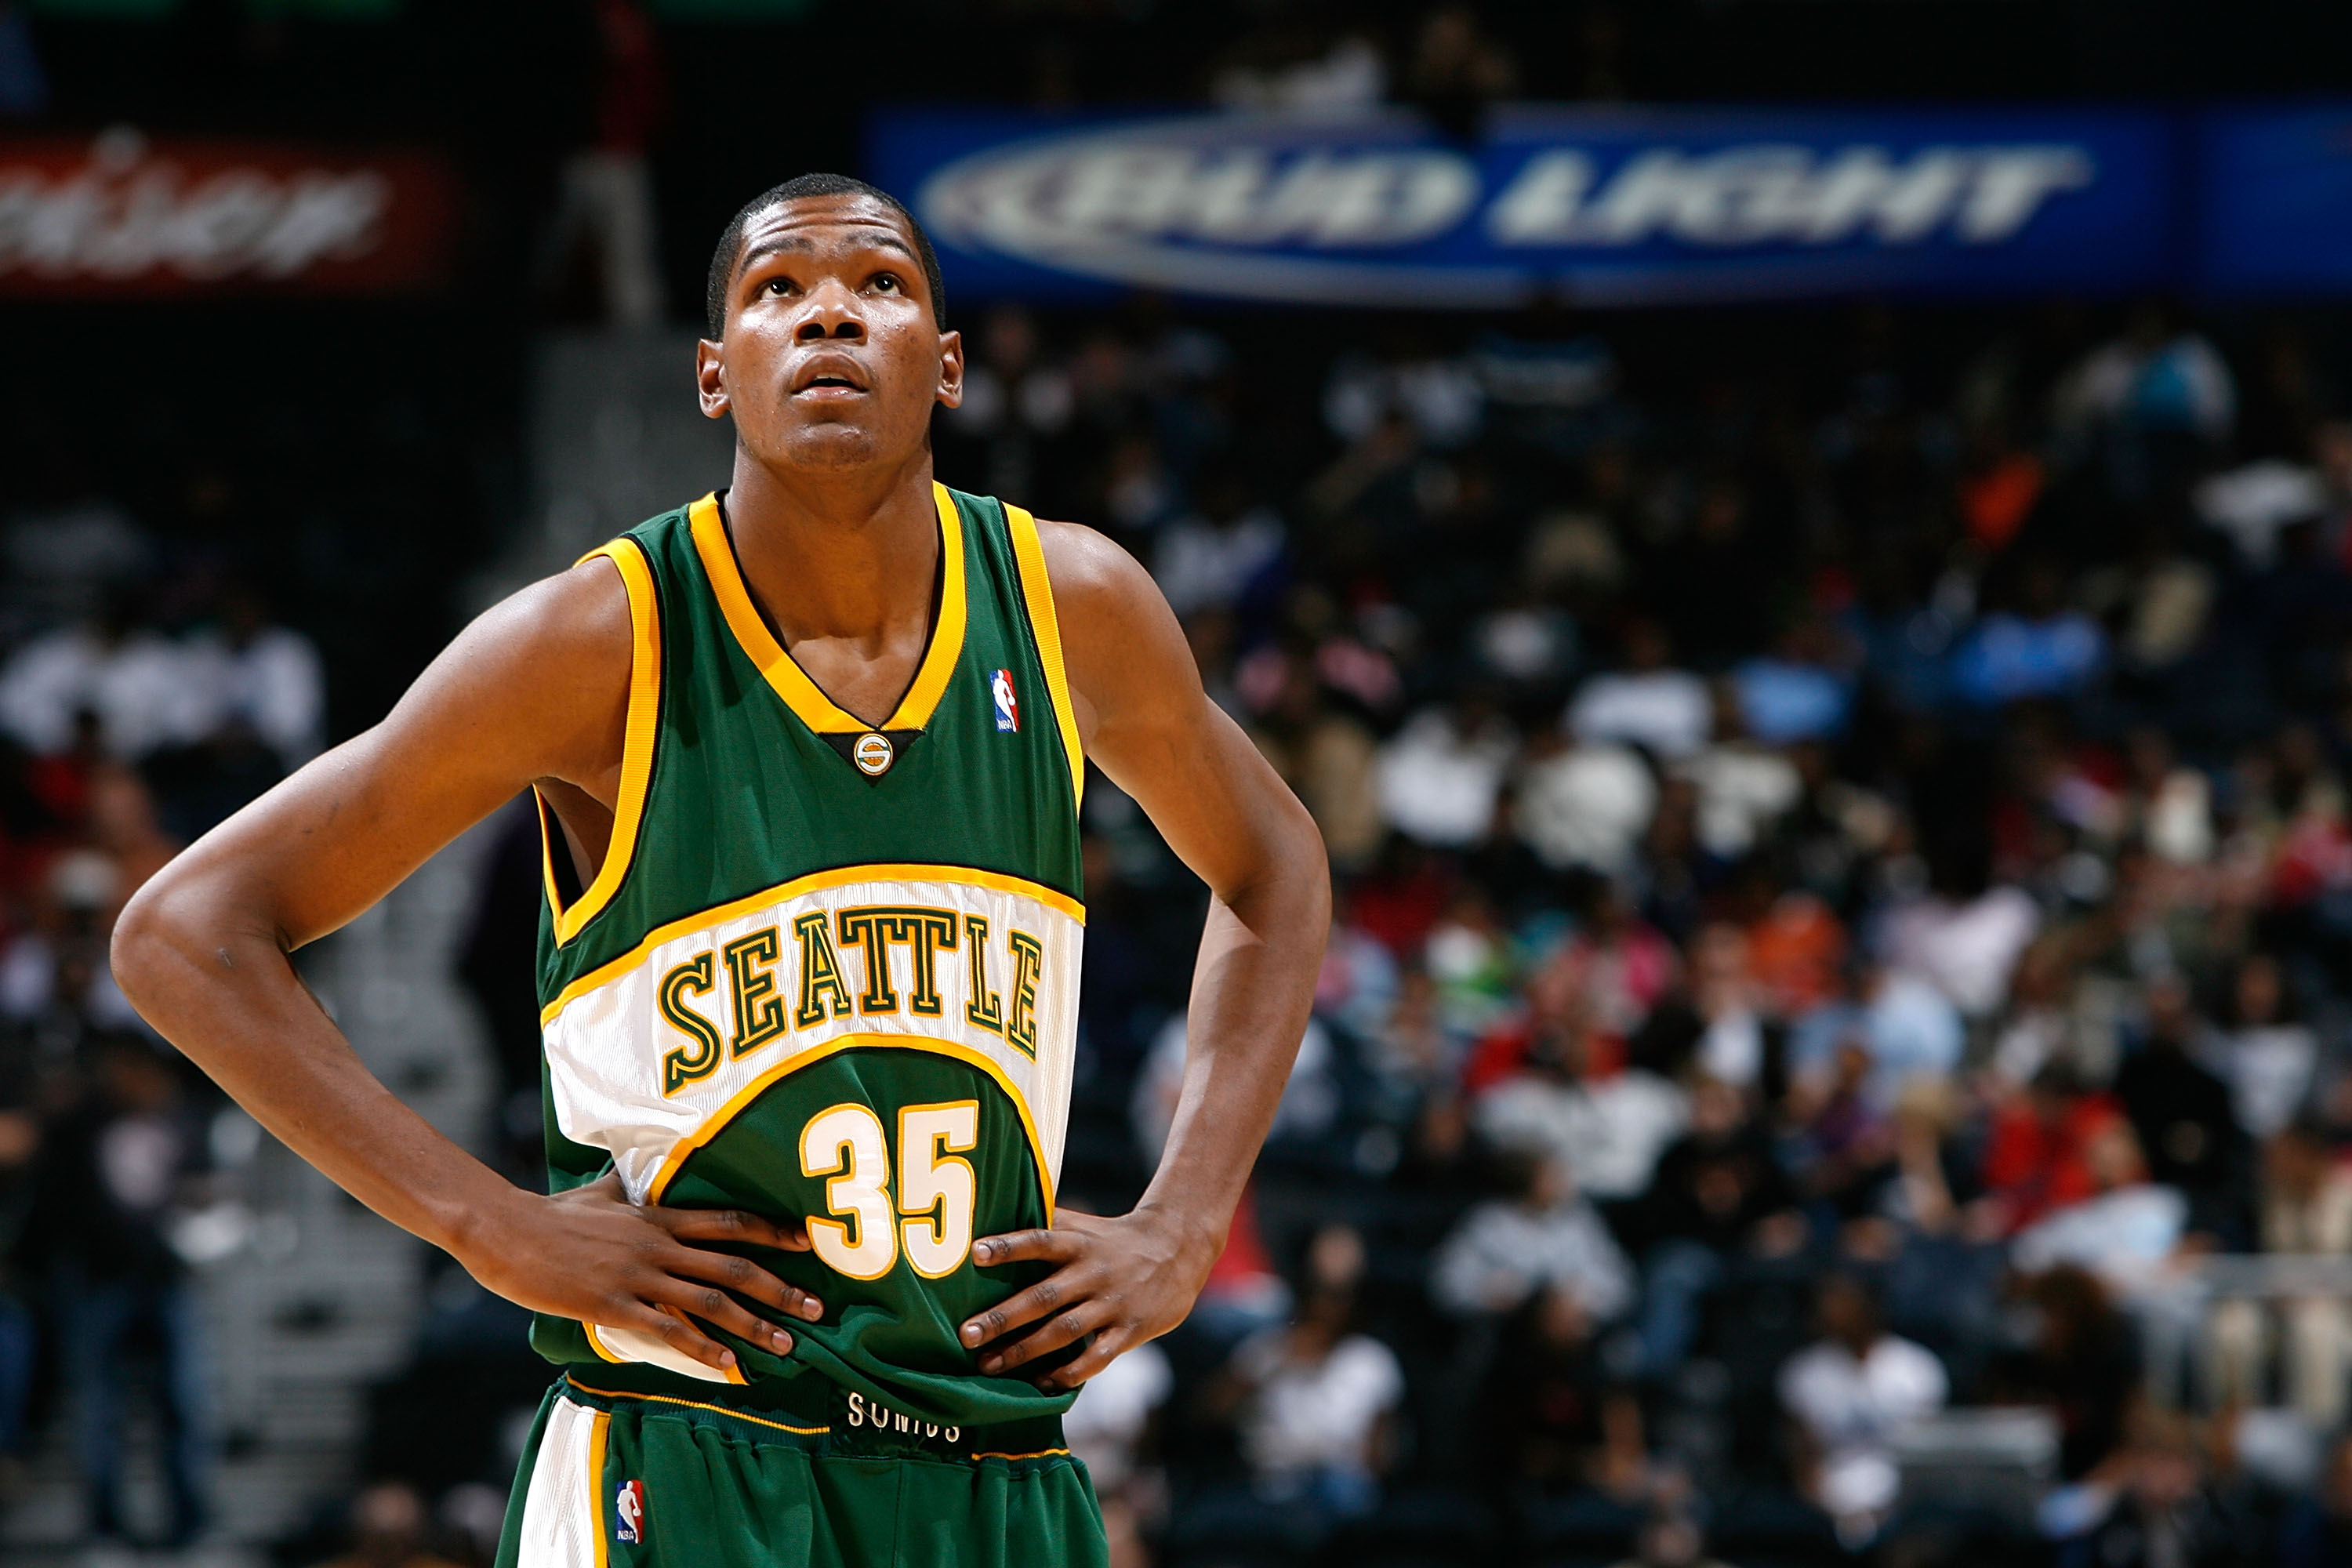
[772,423,884,469]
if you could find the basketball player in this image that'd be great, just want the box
[111,174,1330,1566]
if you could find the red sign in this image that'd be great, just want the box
[0,127,459,296]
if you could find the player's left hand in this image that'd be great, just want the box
[956,1207,1216,1389]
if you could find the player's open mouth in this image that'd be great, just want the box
[791,356,870,397]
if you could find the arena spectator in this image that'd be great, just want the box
[1210,1227,1403,1539]
[1472,998,1687,1205]
[1632,1076,1808,1374]
[1431,1150,1633,1323]
[1995,1265,2143,1483]
[1777,1275,1948,1548]
[2201,952,2318,1141]
[1471,1283,1646,1502]
[1787,957,1965,1114]
[1374,698,1516,848]
[26,1036,213,1545]
[1566,619,1711,763]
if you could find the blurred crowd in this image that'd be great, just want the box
[0,506,323,1550]
[921,291,2352,1568]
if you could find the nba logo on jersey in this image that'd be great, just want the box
[615,1479,645,1544]
[992,669,1019,732]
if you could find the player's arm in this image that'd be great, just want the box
[111,560,821,1377]
[959,521,1330,1387]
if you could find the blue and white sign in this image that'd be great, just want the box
[868,107,2180,308]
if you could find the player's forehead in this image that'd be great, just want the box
[735,193,920,274]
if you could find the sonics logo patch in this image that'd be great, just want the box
[852,732,895,776]
[992,668,1019,732]
[615,1479,645,1544]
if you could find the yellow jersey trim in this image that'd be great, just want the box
[587,1410,612,1568]
[565,1380,830,1436]
[688,485,967,735]
[644,1031,1056,1223]
[1004,504,1086,816]
[539,861,1085,1027]
[539,538,665,947]
[970,1446,1075,1463]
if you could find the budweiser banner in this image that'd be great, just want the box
[0,126,458,296]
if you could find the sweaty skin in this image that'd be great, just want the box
[111,191,1330,1388]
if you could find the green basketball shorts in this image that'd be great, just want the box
[495,1371,1109,1568]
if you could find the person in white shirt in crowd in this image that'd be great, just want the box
[1474,995,1688,1206]
[1566,617,1711,764]
[184,589,325,771]
[1212,1225,1404,1523]
[1879,867,2039,1021]
[0,587,323,770]
[2011,1116,2206,1402]
[1152,468,1287,622]
[1374,694,1516,849]
[2012,1117,2190,1295]
[2199,952,2317,1143]
[1432,1149,1633,1323]
[1681,681,1803,861]
[1513,728,1657,879]
[0,597,216,761]
[1777,1273,1948,1549]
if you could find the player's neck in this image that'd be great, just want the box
[724,452,941,645]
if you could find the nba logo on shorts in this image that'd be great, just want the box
[992,669,1019,732]
[615,1479,645,1544]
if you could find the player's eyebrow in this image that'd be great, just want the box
[738,226,920,277]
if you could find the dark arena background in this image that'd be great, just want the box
[8,3,2352,1566]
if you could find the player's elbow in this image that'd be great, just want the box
[108,877,176,1017]
[1260,789,1334,936]
[108,861,213,1025]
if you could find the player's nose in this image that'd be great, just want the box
[795,279,866,341]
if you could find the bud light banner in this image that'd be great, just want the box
[869,106,2178,309]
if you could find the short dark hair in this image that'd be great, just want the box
[704,173,947,339]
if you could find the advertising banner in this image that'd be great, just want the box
[869,106,2179,310]
[0,127,459,297]
[2197,103,2352,296]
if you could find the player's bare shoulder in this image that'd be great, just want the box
[379,550,639,802]
[1029,517,1200,748]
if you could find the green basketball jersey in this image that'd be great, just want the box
[527,483,1086,1430]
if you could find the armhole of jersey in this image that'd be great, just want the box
[1003,503,1085,816]
[540,537,664,947]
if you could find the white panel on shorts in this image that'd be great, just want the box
[516,1396,604,1568]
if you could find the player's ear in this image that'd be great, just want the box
[695,337,731,420]
[935,328,964,412]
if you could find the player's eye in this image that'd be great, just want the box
[764,277,794,296]
[873,274,900,292]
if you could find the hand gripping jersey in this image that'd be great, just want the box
[528,485,1084,1429]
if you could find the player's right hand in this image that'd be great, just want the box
[457,1172,822,1376]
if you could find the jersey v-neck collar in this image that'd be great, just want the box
[688,483,967,738]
